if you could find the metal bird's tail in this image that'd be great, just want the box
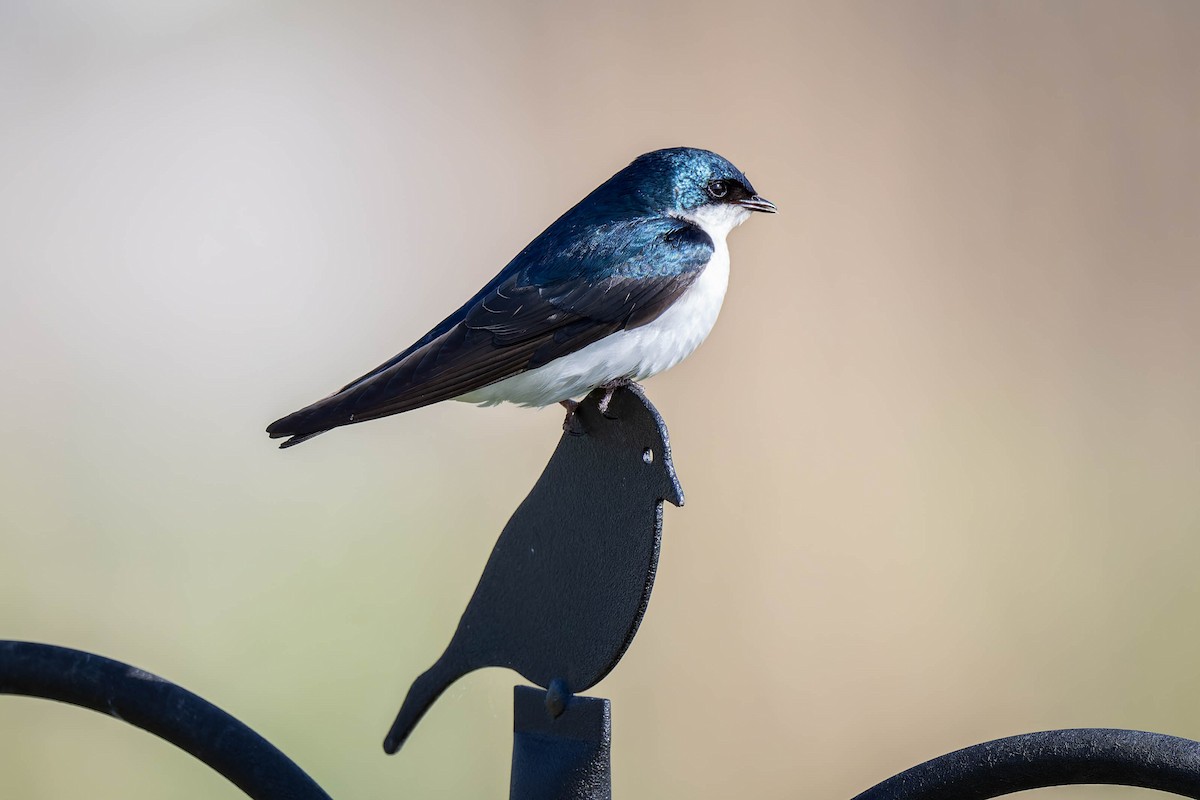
[383,659,460,754]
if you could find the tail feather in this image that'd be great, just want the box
[265,396,348,448]
[274,430,328,449]
[383,662,458,754]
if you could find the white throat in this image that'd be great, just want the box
[677,202,753,242]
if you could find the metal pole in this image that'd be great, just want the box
[510,686,611,800]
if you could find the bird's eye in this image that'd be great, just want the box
[707,180,729,199]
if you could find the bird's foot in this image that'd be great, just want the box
[560,399,585,435]
[545,678,571,719]
[597,378,637,418]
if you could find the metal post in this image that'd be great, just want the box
[510,686,611,800]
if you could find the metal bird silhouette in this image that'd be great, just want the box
[383,385,683,754]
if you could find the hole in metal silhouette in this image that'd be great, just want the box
[383,384,684,754]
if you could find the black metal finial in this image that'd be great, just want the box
[383,384,684,754]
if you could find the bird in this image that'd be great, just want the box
[382,383,685,754]
[266,147,775,447]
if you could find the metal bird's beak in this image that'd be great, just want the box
[738,195,777,213]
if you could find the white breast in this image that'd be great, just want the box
[456,204,750,408]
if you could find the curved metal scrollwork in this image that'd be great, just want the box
[0,640,332,800]
[853,728,1200,800]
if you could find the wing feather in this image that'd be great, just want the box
[267,219,713,446]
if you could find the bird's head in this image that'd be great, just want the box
[614,147,776,238]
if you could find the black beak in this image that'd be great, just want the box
[738,195,777,213]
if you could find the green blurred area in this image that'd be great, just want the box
[1,1,1198,798]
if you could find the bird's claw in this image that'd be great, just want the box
[597,378,635,419]
[560,399,585,435]
[561,380,636,429]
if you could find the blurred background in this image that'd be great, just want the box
[2,1,1198,798]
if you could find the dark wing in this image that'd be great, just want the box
[266,220,713,447]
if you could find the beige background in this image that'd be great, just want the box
[2,1,1198,798]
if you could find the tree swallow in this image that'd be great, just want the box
[267,147,775,447]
